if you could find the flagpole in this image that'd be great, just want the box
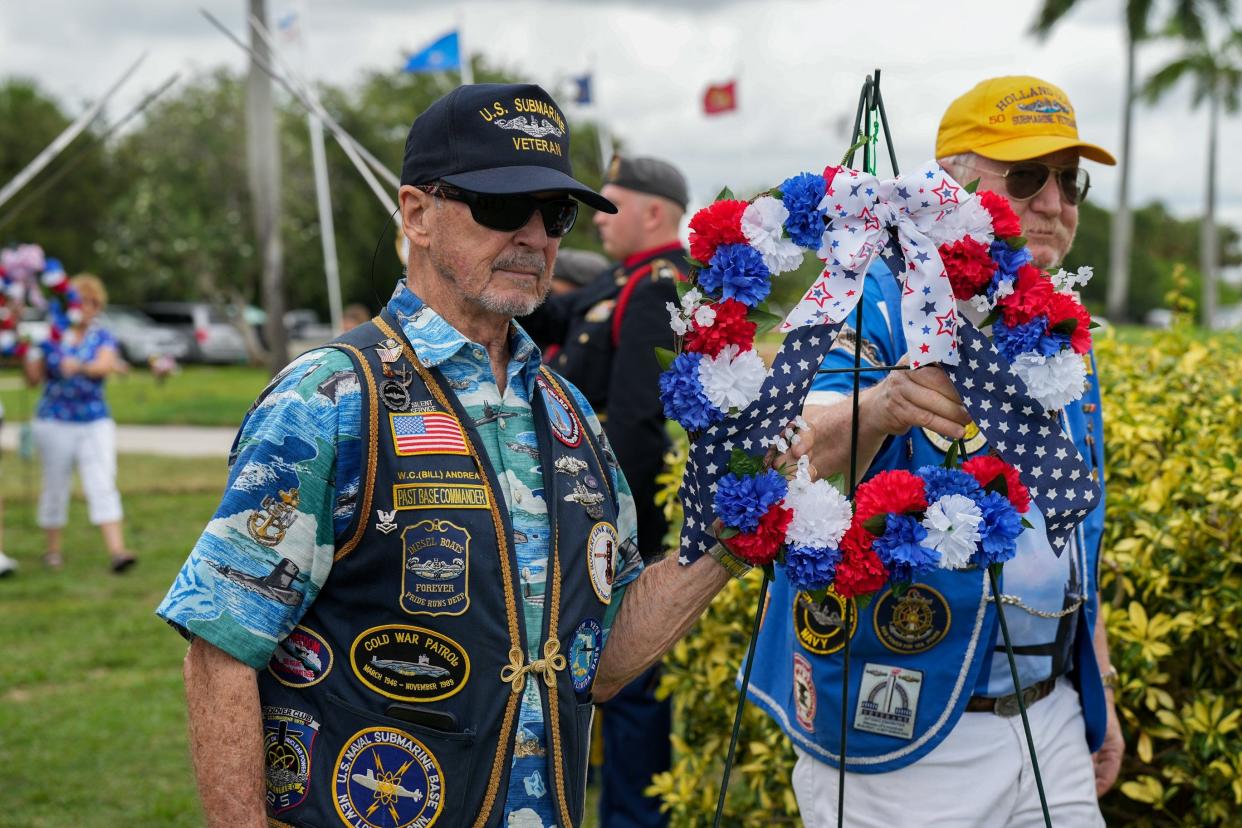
[456,8,473,85]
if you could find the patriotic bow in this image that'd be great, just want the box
[782,161,968,369]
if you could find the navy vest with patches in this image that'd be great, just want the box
[258,313,617,828]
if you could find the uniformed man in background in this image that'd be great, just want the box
[521,154,689,827]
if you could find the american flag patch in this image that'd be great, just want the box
[390,412,469,456]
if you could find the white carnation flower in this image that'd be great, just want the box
[923,197,995,247]
[697,345,767,412]
[784,461,852,548]
[924,494,984,570]
[666,301,689,336]
[1011,350,1088,411]
[742,196,805,275]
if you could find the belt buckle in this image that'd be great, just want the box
[993,684,1039,717]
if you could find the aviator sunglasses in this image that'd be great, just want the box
[418,182,579,237]
[973,161,1091,206]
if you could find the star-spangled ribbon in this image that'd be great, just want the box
[781,161,967,370]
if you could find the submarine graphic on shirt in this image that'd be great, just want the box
[209,557,303,607]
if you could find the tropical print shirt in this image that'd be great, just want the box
[157,280,643,828]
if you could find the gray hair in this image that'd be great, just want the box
[937,152,979,182]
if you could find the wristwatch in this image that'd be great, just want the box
[1100,666,1119,690]
[705,542,753,579]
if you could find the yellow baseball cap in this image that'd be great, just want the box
[936,75,1116,166]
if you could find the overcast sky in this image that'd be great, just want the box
[3,0,1239,237]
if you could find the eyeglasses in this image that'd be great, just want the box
[981,161,1091,206]
[418,183,579,237]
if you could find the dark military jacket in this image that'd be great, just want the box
[522,242,686,561]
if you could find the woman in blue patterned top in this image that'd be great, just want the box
[24,274,135,572]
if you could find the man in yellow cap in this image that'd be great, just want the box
[747,76,1122,826]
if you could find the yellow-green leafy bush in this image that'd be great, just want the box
[651,297,1242,826]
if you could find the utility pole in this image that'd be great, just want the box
[246,0,288,374]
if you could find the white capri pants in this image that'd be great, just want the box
[792,678,1105,827]
[32,418,123,528]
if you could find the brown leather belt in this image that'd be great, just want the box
[965,676,1058,717]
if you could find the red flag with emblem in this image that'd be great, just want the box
[703,80,737,115]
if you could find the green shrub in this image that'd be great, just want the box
[652,281,1242,825]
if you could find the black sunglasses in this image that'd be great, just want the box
[999,162,1091,205]
[418,183,579,237]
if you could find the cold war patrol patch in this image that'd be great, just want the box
[536,374,582,447]
[569,618,603,694]
[854,664,924,741]
[873,585,951,655]
[400,519,469,616]
[263,706,320,814]
[587,522,618,603]
[333,727,445,828]
[350,624,470,703]
[268,626,334,688]
[793,589,856,656]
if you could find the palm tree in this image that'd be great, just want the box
[1143,26,1242,328]
[1031,0,1227,323]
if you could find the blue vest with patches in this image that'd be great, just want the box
[746,274,1108,774]
[259,314,617,827]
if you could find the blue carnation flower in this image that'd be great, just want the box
[873,514,940,582]
[698,243,772,308]
[659,352,722,431]
[780,172,829,249]
[918,466,982,501]
[713,469,788,532]
[784,544,841,592]
[975,491,1023,566]
[988,241,1032,299]
[993,316,1047,361]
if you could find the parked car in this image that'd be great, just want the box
[142,302,250,363]
[284,309,334,345]
[99,305,191,363]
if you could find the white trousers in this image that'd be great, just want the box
[32,418,123,528]
[792,678,1105,828]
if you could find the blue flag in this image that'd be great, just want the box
[571,73,593,105]
[404,31,460,73]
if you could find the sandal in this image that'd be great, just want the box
[110,554,137,574]
[43,551,64,570]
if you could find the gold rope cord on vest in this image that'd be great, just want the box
[332,342,380,561]
[373,316,521,828]
[500,639,567,691]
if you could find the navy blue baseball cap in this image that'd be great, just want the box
[400,83,617,214]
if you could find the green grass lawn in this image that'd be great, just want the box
[0,453,606,827]
[0,365,269,428]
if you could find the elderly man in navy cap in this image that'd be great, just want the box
[158,84,733,828]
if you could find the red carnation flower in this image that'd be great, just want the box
[939,236,998,300]
[1044,291,1093,354]
[962,455,1031,514]
[683,299,756,357]
[833,526,889,599]
[853,469,928,524]
[688,199,749,265]
[978,190,1022,238]
[997,264,1054,327]
[724,504,793,566]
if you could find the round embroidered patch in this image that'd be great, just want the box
[872,585,952,655]
[793,589,857,656]
[268,626,334,688]
[569,619,603,693]
[350,624,470,703]
[536,375,582,447]
[333,727,445,828]
[587,522,618,603]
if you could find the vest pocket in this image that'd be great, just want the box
[566,701,596,826]
[315,693,477,826]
